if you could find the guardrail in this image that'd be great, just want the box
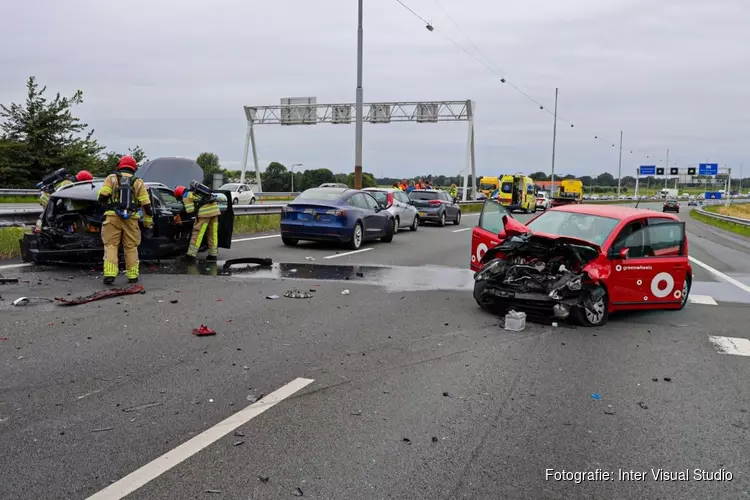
[695,205,750,227]
[0,189,39,196]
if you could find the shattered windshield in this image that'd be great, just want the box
[526,211,618,246]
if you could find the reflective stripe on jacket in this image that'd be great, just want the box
[184,192,221,218]
[97,173,150,219]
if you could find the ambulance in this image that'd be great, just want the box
[496,174,536,213]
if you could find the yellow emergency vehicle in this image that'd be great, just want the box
[478,176,499,198]
[497,174,536,213]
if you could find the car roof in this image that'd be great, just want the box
[550,203,678,221]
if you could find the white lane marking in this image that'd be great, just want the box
[688,256,750,295]
[688,294,718,305]
[463,212,481,217]
[85,377,314,500]
[77,389,103,400]
[0,263,32,270]
[452,227,472,233]
[231,234,280,243]
[323,248,373,260]
[708,336,750,357]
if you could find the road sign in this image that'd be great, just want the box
[639,165,656,175]
[670,167,678,175]
[656,167,665,175]
[688,167,696,175]
[705,192,722,200]
[699,163,718,176]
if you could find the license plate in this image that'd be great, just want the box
[419,212,427,217]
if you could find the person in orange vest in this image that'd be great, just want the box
[400,180,408,191]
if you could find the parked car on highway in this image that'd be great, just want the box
[663,199,680,213]
[280,188,394,249]
[362,187,419,231]
[319,183,348,189]
[471,201,691,326]
[408,189,461,226]
[220,183,256,205]
[687,200,699,206]
[535,191,552,211]
[21,180,235,264]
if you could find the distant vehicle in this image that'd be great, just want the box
[663,199,680,213]
[496,174,535,213]
[535,191,552,211]
[280,188,394,249]
[408,189,462,226]
[219,183,256,205]
[687,200,699,206]
[319,183,348,189]
[660,188,679,199]
[362,187,419,232]
[478,176,500,198]
[471,202,692,326]
[551,179,583,207]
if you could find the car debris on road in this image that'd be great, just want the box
[55,285,145,306]
[284,289,313,299]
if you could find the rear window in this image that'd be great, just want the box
[367,191,388,205]
[296,189,345,201]
[409,191,438,200]
[501,182,513,193]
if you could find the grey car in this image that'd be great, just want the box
[408,189,462,226]
[362,188,419,232]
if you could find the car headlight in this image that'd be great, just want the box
[474,259,505,281]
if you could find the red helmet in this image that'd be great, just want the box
[117,155,138,171]
[76,170,93,182]
[174,186,186,198]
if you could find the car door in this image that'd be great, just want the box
[440,192,456,219]
[607,218,687,306]
[471,199,511,271]
[397,191,416,225]
[216,190,234,248]
[360,192,388,236]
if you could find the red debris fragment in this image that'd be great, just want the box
[216,298,223,302]
[192,325,216,336]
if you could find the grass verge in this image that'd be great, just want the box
[233,214,281,234]
[690,209,750,238]
[0,195,38,203]
[0,227,25,259]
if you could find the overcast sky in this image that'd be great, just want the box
[2,0,748,179]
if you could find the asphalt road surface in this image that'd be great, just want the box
[1,202,748,500]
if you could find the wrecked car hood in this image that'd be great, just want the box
[502,215,601,253]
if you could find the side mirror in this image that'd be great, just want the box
[610,247,629,259]
[374,205,381,213]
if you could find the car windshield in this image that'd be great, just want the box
[219,184,240,191]
[409,191,438,200]
[479,183,496,190]
[295,189,345,201]
[526,210,619,246]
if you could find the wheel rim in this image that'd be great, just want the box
[394,218,398,231]
[413,216,418,228]
[354,225,362,247]
[441,213,445,224]
[681,279,689,306]
[456,212,461,224]
[585,297,606,324]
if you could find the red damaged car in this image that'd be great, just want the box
[470,200,693,326]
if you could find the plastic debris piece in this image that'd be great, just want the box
[259,476,270,483]
[216,298,222,302]
[504,310,526,331]
[432,436,439,443]
[246,395,259,403]
[157,300,164,303]
[205,490,222,494]
[402,437,412,445]
[551,322,558,327]
[356,272,364,277]
[663,377,672,382]
[123,402,162,413]
[234,430,245,437]
[293,487,304,497]
[591,393,602,400]
[13,297,29,306]
[170,299,178,304]
[305,256,315,261]
[92,427,114,432]
[638,401,649,410]
[604,410,615,415]
[652,378,658,382]
[56,285,144,306]
[341,289,350,295]
[232,440,245,446]
[266,294,280,300]
[284,289,312,299]
[350,410,362,416]
[290,269,298,273]
[193,325,216,336]
[442,392,451,397]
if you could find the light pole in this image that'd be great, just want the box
[617,130,623,198]
[291,164,302,192]
[354,0,364,189]
[550,88,558,197]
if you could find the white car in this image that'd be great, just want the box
[220,183,256,205]
[535,191,552,210]
[362,187,420,231]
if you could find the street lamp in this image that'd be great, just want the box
[354,0,364,189]
[291,164,302,192]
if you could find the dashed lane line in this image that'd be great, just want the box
[688,256,750,295]
[689,294,718,305]
[231,234,281,243]
[708,336,750,357]
[85,377,315,500]
[324,248,373,259]
[452,227,472,233]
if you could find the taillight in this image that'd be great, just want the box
[428,200,442,205]
[324,209,346,217]
[386,193,394,207]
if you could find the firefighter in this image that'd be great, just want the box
[183,180,221,262]
[96,155,153,285]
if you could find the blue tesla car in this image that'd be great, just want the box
[280,188,395,249]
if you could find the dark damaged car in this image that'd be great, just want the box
[471,201,693,326]
[20,173,234,264]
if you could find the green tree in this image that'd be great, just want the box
[300,168,335,190]
[196,152,221,185]
[529,171,549,181]
[261,161,290,192]
[596,172,615,186]
[93,145,148,177]
[0,76,104,186]
[345,172,376,188]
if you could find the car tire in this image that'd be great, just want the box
[394,217,400,232]
[454,211,461,225]
[438,212,446,227]
[233,198,239,205]
[381,219,395,242]
[679,274,692,310]
[573,287,609,327]
[349,222,363,250]
[410,215,419,231]
[281,237,298,246]
[250,198,256,204]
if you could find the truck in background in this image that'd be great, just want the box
[660,188,678,199]
[551,179,583,207]
[478,176,499,198]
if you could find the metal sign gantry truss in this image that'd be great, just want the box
[240,99,476,199]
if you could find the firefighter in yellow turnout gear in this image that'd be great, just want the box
[96,155,153,285]
[183,181,221,261]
